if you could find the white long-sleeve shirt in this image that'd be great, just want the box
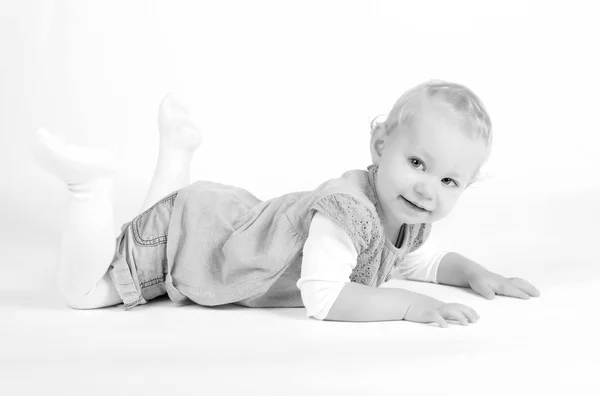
[296,212,449,320]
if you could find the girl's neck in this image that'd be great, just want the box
[382,216,405,248]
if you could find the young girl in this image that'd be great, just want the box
[33,80,540,328]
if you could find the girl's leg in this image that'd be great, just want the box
[140,94,202,212]
[33,94,202,309]
[32,128,122,307]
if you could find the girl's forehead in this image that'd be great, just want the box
[400,115,489,177]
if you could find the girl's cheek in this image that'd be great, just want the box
[390,167,407,184]
[442,193,461,211]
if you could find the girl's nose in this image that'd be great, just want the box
[414,180,435,200]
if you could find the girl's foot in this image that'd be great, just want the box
[138,95,201,212]
[32,128,118,187]
[158,94,202,151]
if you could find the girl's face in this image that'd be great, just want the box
[372,102,489,235]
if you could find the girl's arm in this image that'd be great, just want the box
[296,212,357,320]
[297,213,446,322]
[325,282,437,322]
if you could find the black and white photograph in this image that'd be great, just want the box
[1,1,598,394]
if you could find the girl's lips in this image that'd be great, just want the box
[401,196,430,212]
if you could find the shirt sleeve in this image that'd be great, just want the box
[390,229,449,283]
[296,212,358,320]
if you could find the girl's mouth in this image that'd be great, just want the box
[401,196,429,212]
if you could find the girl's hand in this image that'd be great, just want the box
[467,269,541,300]
[404,295,479,328]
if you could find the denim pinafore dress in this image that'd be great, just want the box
[108,165,432,310]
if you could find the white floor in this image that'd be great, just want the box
[2,182,599,395]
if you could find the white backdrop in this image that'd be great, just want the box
[1,0,599,272]
[2,3,600,394]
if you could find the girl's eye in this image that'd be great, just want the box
[442,178,458,187]
[409,158,424,170]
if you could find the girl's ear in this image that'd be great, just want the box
[370,125,386,164]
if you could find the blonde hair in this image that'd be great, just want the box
[371,80,492,146]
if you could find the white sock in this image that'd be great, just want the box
[32,128,118,298]
[32,128,119,186]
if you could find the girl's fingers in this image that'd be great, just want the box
[470,280,496,300]
[508,277,541,297]
[436,314,448,328]
[496,282,530,299]
[442,306,469,326]
[451,311,469,326]
[426,311,448,328]
[459,306,480,323]
[431,305,480,328]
